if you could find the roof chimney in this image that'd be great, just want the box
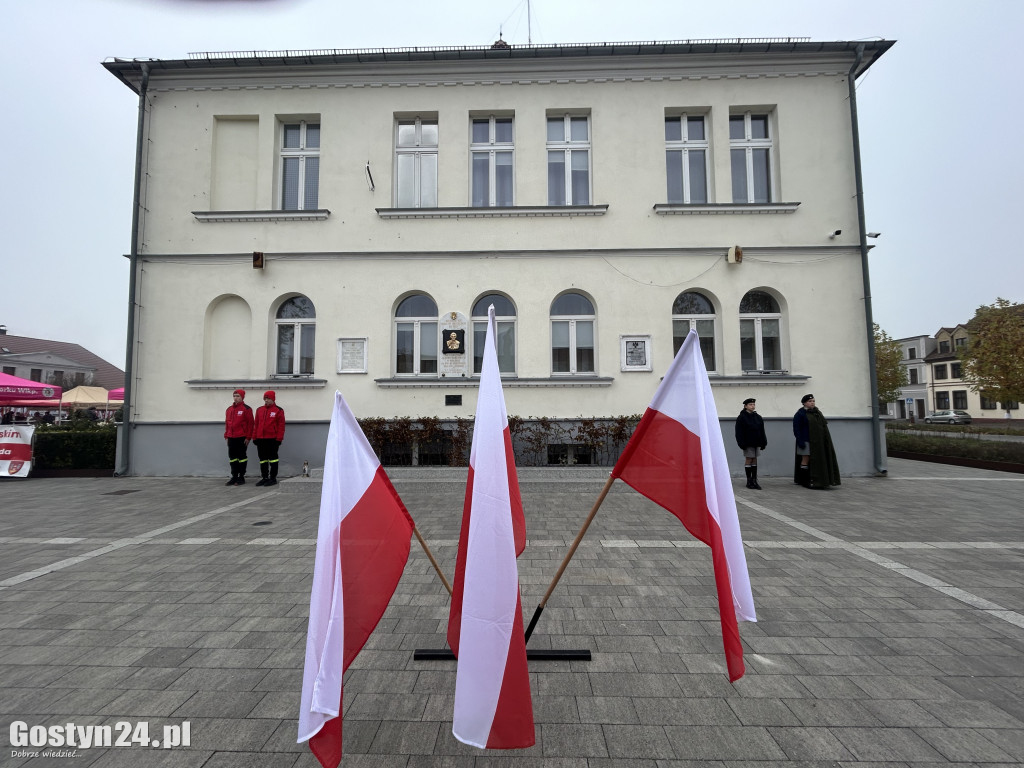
[0,325,6,335]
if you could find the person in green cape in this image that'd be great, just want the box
[793,394,841,489]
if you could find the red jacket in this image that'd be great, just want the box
[224,402,254,439]
[254,404,286,441]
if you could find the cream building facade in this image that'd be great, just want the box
[104,39,893,477]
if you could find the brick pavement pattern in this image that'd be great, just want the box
[1,457,1023,767]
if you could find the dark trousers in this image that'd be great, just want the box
[227,437,249,478]
[255,438,281,480]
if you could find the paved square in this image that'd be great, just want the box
[2,458,1023,766]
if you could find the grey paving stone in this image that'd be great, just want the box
[911,727,1016,762]
[767,725,857,760]
[662,725,787,760]
[829,727,947,761]
[602,724,674,758]
[538,723,608,757]
[726,698,803,726]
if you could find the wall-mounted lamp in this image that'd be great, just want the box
[252,251,264,269]
[867,232,881,238]
[828,230,842,239]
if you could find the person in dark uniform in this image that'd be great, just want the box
[793,394,841,489]
[735,397,767,490]
[224,389,254,485]
[253,390,286,486]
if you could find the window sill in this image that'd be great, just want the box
[376,205,609,219]
[186,378,328,389]
[192,210,331,222]
[375,376,614,388]
[709,373,810,386]
[653,202,800,215]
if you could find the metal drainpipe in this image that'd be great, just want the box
[848,45,886,475]
[115,63,149,477]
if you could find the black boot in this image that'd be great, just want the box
[798,466,810,487]
[744,466,755,488]
[750,466,762,490]
[225,466,237,486]
[256,465,268,487]
[265,462,278,486]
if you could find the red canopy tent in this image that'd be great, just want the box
[0,372,62,402]
[108,387,124,400]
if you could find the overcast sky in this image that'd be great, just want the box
[2,0,1021,370]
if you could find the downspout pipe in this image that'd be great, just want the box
[848,45,886,475]
[116,63,149,477]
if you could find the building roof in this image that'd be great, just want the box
[0,333,124,390]
[104,38,895,93]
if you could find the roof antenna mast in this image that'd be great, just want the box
[528,0,532,45]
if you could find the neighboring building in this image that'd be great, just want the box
[890,334,935,421]
[886,325,1019,421]
[104,38,894,477]
[925,325,1018,419]
[0,328,124,390]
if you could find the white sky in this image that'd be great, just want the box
[2,0,1021,369]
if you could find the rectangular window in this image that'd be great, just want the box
[395,118,438,208]
[730,112,773,203]
[935,391,950,410]
[951,362,962,378]
[908,347,917,359]
[472,321,516,374]
[2,366,15,376]
[280,121,320,210]
[980,392,998,410]
[952,390,968,409]
[740,318,781,371]
[938,340,951,353]
[551,319,594,374]
[1002,400,1020,411]
[934,364,948,380]
[909,368,919,385]
[665,114,708,204]
[547,115,590,205]
[954,336,967,348]
[30,368,42,382]
[471,116,514,207]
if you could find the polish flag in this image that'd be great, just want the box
[299,391,415,768]
[447,305,534,749]
[611,329,756,682]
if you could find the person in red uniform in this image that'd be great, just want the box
[253,390,286,486]
[224,389,254,485]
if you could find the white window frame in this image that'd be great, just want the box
[394,295,438,377]
[550,293,596,376]
[471,294,517,376]
[730,111,774,204]
[470,116,515,207]
[336,338,368,374]
[394,118,438,208]
[279,120,320,211]
[546,114,591,206]
[739,291,783,372]
[672,291,718,373]
[275,296,316,376]
[665,113,709,204]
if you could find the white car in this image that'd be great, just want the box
[924,410,973,425]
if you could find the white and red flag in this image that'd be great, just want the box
[447,305,534,749]
[299,391,415,768]
[611,329,756,682]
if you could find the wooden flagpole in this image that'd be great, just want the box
[413,525,452,596]
[524,472,616,642]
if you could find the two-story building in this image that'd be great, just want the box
[891,334,935,421]
[104,38,893,477]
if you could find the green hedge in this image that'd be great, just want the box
[886,431,1024,464]
[32,424,117,470]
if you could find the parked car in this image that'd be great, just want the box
[924,410,973,424]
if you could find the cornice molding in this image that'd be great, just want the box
[654,202,800,215]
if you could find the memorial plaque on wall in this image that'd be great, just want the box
[439,311,469,379]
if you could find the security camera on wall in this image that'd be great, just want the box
[828,230,842,239]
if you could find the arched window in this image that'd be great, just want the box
[739,290,782,371]
[672,291,717,372]
[551,292,595,374]
[472,294,517,375]
[395,294,438,376]
[275,296,316,375]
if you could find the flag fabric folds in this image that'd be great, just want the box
[299,391,415,768]
[447,305,535,749]
[611,329,756,682]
